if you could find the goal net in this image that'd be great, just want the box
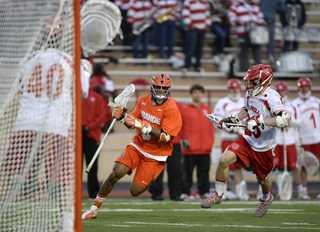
[0,1,77,231]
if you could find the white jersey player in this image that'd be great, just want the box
[213,78,249,201]
[202,64,290,218]
[273,81,303,198]
[292,77,320,199]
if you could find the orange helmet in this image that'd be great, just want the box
[297,77,311,100]
[150,73,172,104]
[243,64,273,97]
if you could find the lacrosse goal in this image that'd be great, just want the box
[0,0,82,231]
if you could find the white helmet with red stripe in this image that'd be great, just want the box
[275,81,288,103]
[227,78,241,101]
[297,77,312,100]
[243,64,273,97]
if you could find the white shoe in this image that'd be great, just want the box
[180,193,189,201]
[200,191,223,208]
[298,191,311,200]
[317,194,320,199]
[82,205,99,219]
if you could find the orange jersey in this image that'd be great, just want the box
[129,94,182,160]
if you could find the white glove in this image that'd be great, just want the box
[246,114,265,132]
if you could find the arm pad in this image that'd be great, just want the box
[275,111,290,128]
[159,130,171,143]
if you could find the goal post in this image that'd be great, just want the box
[0,0,82,231]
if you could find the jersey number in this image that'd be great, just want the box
[245,127,261,139]
[310,113,317,128]
[27,63,65,100]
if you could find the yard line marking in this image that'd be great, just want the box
[96,208,304,214]
[283,223,316,225]
[86,200,320,206]
[123,221,319,230]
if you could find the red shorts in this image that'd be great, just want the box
[226,135,274,180]
[221,140,242,171]
[274,144,297,169]
[302,142,320,161]
[115,145,165,188]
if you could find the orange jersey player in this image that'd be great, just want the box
[82,73,182,219]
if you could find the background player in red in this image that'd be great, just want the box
[82,73,182,219]
[292,77,320,199]
[213,78,249,201]
[273,81,303,198]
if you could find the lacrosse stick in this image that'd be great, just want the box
[298,147,319,176]
[80,0,122,57]
[85,84,135,173]
[206,114,246,128]
[278,129,292,201]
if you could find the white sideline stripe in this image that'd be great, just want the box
[97,208,303,214]
[283,223,316,225]
[83,200,320,206]
[123,222,315,229]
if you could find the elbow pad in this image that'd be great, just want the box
[159,130,171,143]
[275,111,290,128]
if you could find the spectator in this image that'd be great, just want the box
[227,0,266,72]
[210,0,232,61]
[115,0,133,48]
[82,87,107,199]
[181,0,211,73]
[292,77,320,200]
[213,78,250,201]
[273,81,304,198]
[180,84,214,200]
[90,63,115,131]
[202,65,289,218]
[280,0,306,52]
[153,0,179,61]
[82,73,182,219]
[148,99,190,201]
[127,0,153,60]
[259,0,285,63]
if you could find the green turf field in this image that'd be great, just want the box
[82,197,320,232]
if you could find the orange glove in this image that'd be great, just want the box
[112,107,127,123]
[125,115,152,134]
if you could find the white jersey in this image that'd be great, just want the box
[213,96,245,141]
[275,100,301,145]
[14,48,73,137]
[243,88,284,152]
[292,96,320,145]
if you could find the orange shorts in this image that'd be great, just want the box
[115,145,166,188]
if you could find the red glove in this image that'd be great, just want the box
[125,115,152,134]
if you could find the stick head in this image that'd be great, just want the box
[112,84,135,108]
[206,114,223,129]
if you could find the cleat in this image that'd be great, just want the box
[298,191,311,200]
[180,193,190,201]
[82,205,99,219]
[200,191,223,208]
[254,194,274,217]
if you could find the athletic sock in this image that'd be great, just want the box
[215,179,226,196]
[302,185,307,193]
[262,190,271,201]
[94,193,107,208]
[297,183,303,193]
